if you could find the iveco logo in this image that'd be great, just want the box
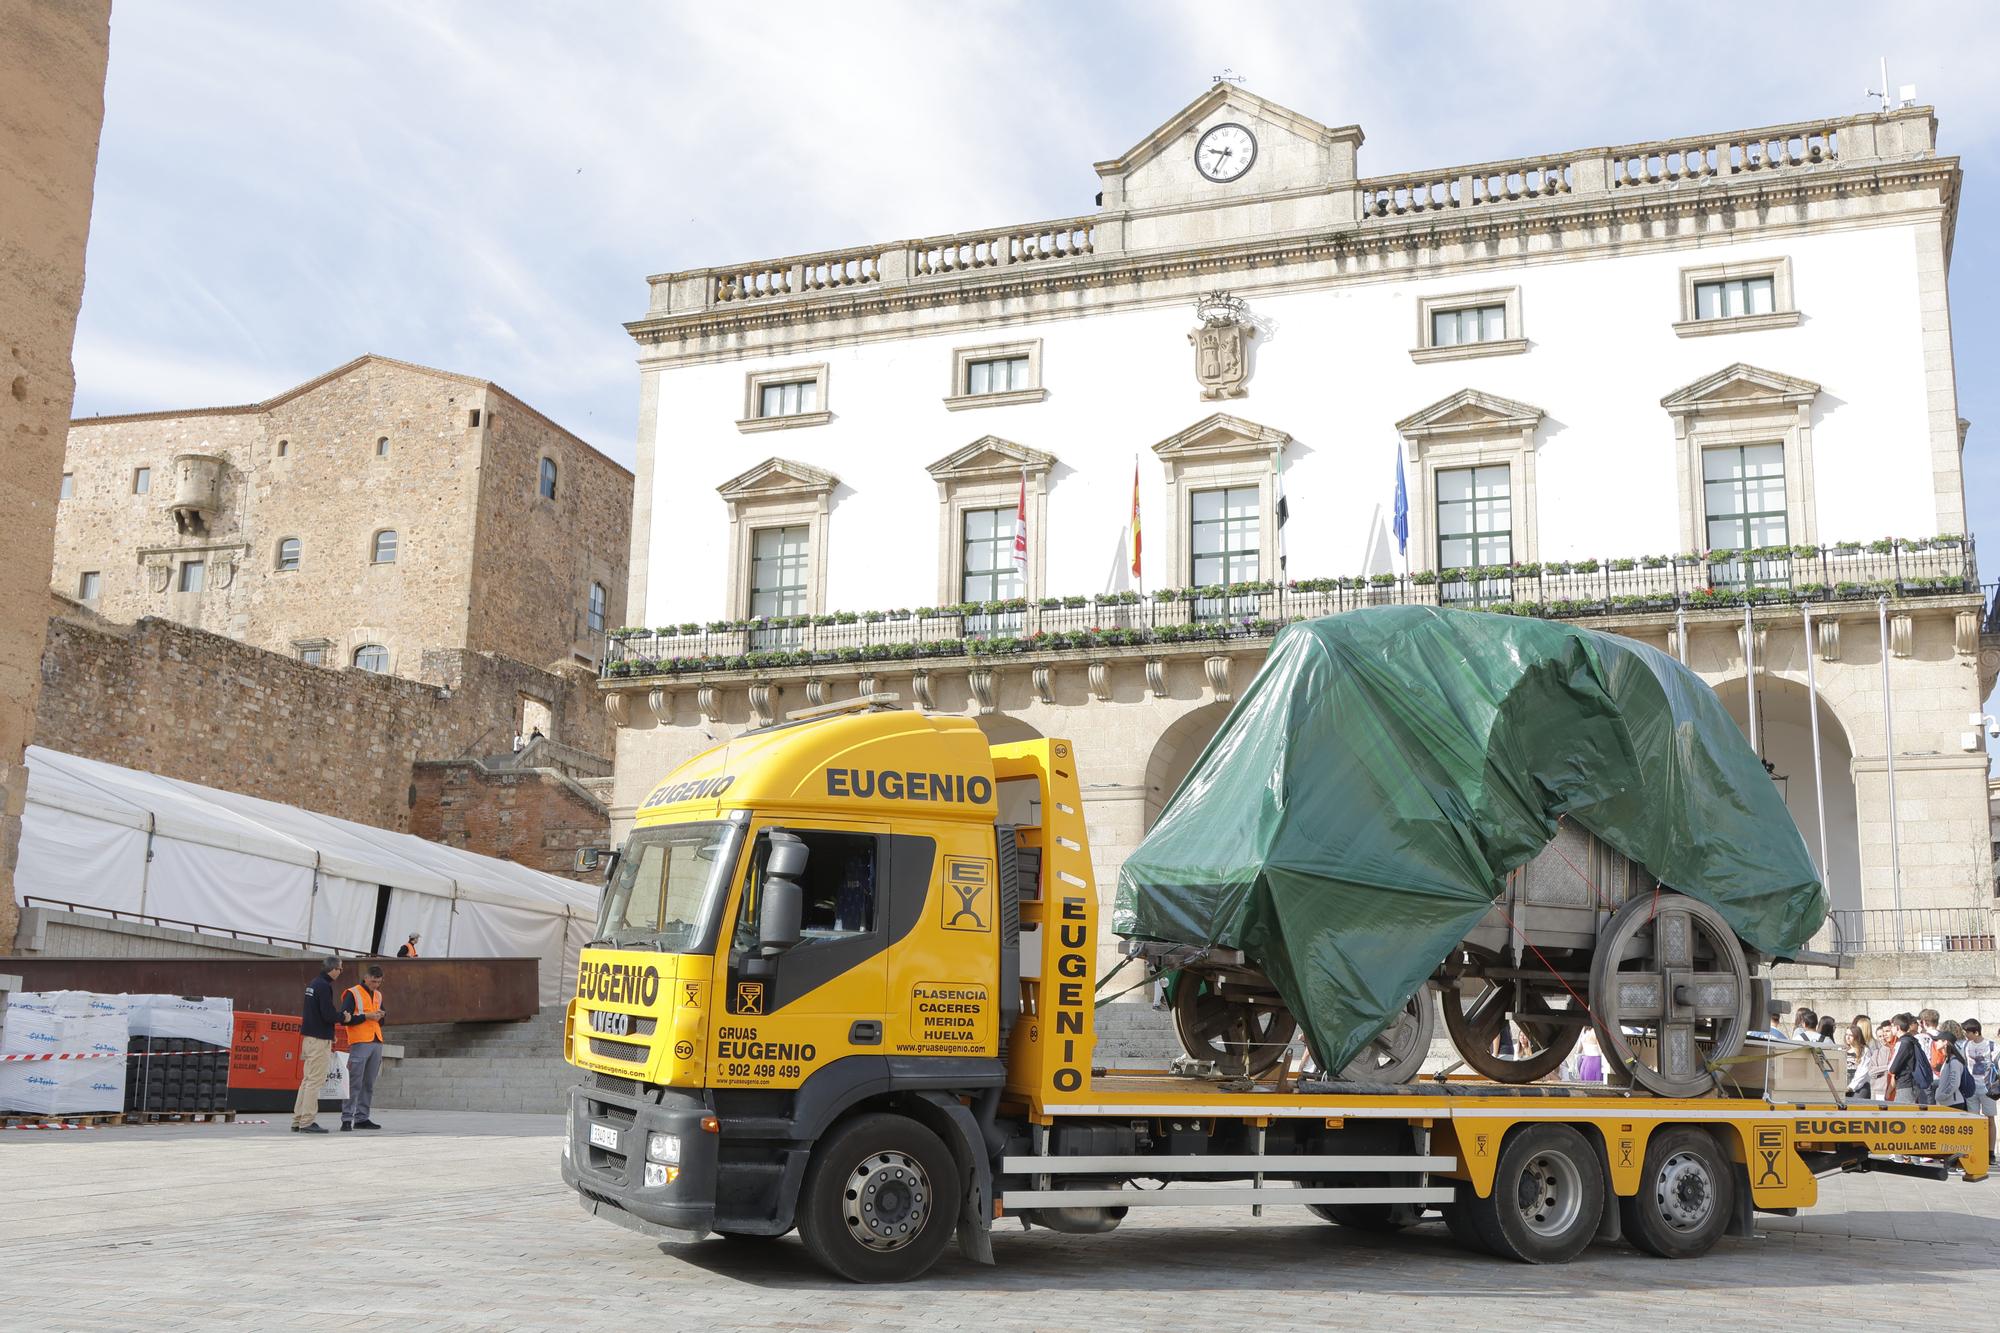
[588,1009,631,1038]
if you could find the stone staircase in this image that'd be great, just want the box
[373,1009,575,1116]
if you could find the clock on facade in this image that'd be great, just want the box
[1194,123,1257,183]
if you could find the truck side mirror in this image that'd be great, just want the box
[758,831,807,954]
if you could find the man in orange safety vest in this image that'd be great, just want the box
[339,965,387,1131]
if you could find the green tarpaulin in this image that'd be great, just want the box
[1114,606,1825,1072]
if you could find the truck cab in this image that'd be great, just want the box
[562,699,1040,1278]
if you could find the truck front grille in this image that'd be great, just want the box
[591,1036,650,1062]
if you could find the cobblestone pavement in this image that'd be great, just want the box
[2,1111,1996,1332]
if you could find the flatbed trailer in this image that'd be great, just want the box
[560,708,1987,1281]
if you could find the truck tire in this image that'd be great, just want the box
[1464,1124,1604,1264]
[1619,1127,1734,1259]
[1441,1181,1493,1255]
[796,1112,963,1283]
[1306,1202,1415,1231]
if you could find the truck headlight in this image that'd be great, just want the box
[644,1162,677,1188]
[648,1132,681,1164]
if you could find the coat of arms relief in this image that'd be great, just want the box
[1189,292,1255,400]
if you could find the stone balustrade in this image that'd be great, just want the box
[647,108,1935,315]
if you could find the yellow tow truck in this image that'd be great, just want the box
[560,697,1988,1282]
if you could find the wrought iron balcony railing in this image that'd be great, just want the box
[601,536,1978,680]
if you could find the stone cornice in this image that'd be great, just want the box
[628,154,1960,368]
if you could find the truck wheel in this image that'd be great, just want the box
[796,1112,962,1283]
[1441,1181,1493,1255]
[1620,1127,1733,1259]
[1464,1125,1604,1263]
[1306,1202,1414,1231]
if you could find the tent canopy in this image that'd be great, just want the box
[15,747,599,1004]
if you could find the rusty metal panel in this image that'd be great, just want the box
[0,956,539,1024]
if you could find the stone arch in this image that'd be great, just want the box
[1709,673,1862,914]
[1141,699,1236,832]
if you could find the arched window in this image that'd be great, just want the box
[276,537,301,572]
[371,529,398,563]
[539,457,558,500]
[376,436,390,457]
[587,581,606,633]
[353,644,389,673]
[277,439,290,458]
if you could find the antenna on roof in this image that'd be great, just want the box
[1212,68,1246,87]
[1865,56,1896,112]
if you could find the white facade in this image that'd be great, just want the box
[609,89,1997,967]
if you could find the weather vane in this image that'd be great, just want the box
[1212,68,1246,87]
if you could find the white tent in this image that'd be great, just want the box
[14,746,598,1005]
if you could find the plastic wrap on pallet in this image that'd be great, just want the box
[127,994,235,1047]
[0,994,129,1113]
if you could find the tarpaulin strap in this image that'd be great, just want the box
[1488,898,1611,1041]
[1096,960,1179,1009]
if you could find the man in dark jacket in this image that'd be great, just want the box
[1886,1012,1931,1106]
[292,957,343,1133]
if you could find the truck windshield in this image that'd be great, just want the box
[594,820,743,953]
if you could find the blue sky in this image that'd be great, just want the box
[73,1,1996,717]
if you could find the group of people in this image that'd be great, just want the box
[287,932,421,1135]
[1790,1005,1998,1164]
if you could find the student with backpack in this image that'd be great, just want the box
[1932,1033,1969,1112]
[1960,1018,1997,1164]
[1886,1013,1935,1106]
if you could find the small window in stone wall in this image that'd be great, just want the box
[277,439,290,457]
[372,529,398,563]
[468,408,481,427]
[353,644,389,673]
[60,472,74,500]
[276,537,301,572]
[133,467,151,495]
[178,559,205,593]
[78,571,101,601]
[376,436,390,458]
[539,457,558,500]
[299,644,327,667]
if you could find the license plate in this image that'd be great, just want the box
[589,1010,631,1037]
[589,1122,619,1151]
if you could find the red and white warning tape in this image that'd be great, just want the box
[1,1120,103,1130]
[1,1049,227,1062]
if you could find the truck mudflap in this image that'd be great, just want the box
[563,1081,719,1240]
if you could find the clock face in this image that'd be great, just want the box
[1195,122,1258,183]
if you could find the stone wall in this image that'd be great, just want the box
[0,0,113,949]
[467,387,632,669]
[409,759,610,881]
[1772,950,2000,1031]
[34,613,607,834]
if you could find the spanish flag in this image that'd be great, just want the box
[1130,457,1142,580]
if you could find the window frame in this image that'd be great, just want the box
[1674,257,1799,337]
[538,456,558,500]
[1662,363,1819,552]
[295,639,331,667]
[1433,463,1515,604]
[1411,287,1526,363]
[60,472,74,500]
[1394,389,1545,575]
[275,537,302,572]
[945,339,1046,411]
[1152,413,1288,592]
[177,559,205,593]
[132,466,151,495]
[738,363,831,433]
[587,580,607,633]
[352,643,391,673]
[717,458,837,618]
[78,570,101,602]
[1700,442,1790,585]
[746,523,811,621]
[370,529,399,564]
[375,436,390,458]
[926,437,1054,604]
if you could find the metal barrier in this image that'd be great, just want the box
[1809,908,1999,955]
[23,896,365,958]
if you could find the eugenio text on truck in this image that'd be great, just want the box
[558,696,1988,1283]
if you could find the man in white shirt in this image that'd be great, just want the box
[1961,1018,1997,1164]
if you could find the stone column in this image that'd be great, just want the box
[0,0,112,947]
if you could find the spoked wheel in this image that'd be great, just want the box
[1438,949,1582,1083]
[1338,985,1437,1084]
[1171,972,1298,1078]
[1589,892,1750,1098]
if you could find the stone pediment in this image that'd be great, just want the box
[925,436,1056,481]
[1151,413,1290,460]
[1661,363,1820,417]
[1396,389,1544,439]
[1096,86,1363,212]
[716,456,837,499]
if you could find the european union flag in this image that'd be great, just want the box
[1391,445,1409,557]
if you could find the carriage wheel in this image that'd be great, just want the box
[1338,985,1436,1084]
[1439,948,1582,1083]
[1589,891,1750,1099]
[1170,973,1297,1078]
